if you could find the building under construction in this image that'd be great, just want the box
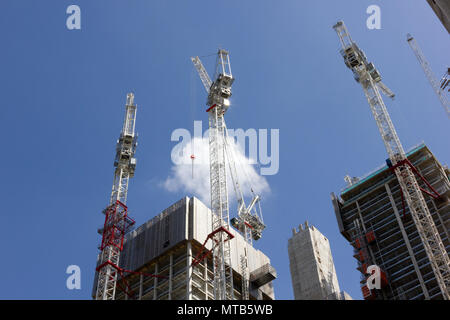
[331,143,450,300]
[288,221,351,300]
[427,0,450,33]
[93,196,276,300]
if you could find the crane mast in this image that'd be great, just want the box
[95,93,137,300]
[407,34,450,118]
[191,50,265,300]
[333,21,450,300]
[192,50,235,300]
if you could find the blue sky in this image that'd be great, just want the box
[0,1,448,300]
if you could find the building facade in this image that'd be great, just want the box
[427,0,450,33]
[288,221,348,300]
[331,143,450,300]
[93,196,276,300]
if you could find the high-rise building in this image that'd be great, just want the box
[288,221,350,300]
[93,196,276,300]
[427,0,450,33]
[331,143,450,300]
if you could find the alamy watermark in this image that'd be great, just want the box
[366,5,381,30]
[366,264,382,290]
[66,265,81,290]
[64,5,381,31]
[170,121,279,176]
[66,5,81,30]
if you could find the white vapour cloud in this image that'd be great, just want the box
[162,137,270,205]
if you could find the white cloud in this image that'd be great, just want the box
[162,137,270,205]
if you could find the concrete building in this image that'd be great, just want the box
[331,143,450,300]
[288,221,349,300]
[93,196,276,300]
[427,0,450,33]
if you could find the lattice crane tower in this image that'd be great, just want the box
[191,50,235,300]
[333,21,450,299]
[407,34,450,118]
[191,50,265,300]
[95,93,138,300]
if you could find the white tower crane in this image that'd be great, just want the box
[333,21,450,300]
[95,93,138,300]
[191,51,235,300]
[407,34,450,118]
[191,50,265,300]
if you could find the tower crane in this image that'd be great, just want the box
[95,93,138,300]
[333,21,450,300]
[191,50,265,300]
[407,34,450,118]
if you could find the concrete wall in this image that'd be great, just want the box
[288,222,341,300]
[427,0,450,33]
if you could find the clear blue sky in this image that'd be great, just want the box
[0,0,448,299]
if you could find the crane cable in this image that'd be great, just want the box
[223,123,260,217]
[190,65,197,178]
